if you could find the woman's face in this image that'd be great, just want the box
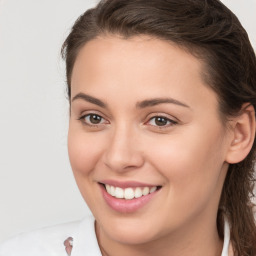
[68,36,231,246]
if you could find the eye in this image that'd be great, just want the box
[79,113,108,126]
[147,116,177,127]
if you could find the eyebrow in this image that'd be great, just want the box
[72,92,190,109]
[72,93,107,108]
[136,98,190,109]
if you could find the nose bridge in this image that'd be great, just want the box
[104,122,144,171]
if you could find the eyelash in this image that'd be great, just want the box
[146,116,178,128]
[78,113,178,129]
[78,113,108,127]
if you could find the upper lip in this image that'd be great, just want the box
[99,180,161,188]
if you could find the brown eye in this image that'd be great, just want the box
[88,114,102,124]
[155,117,168,126]
[148,116,177,127]
[80,114,107,126]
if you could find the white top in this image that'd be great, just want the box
[0,215,232,256]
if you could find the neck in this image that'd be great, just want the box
[95,217,223,256]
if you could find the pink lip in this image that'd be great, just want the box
[99,183,160,213]
[100,179,158,188]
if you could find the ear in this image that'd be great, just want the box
[225,104,256,164]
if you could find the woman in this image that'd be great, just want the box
[1,0,255,255]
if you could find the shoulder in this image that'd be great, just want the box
[0,218,87,256]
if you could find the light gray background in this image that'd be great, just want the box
[0,0,255,243]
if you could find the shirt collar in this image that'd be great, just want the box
[71,215,233,256]
[221,217,233,256]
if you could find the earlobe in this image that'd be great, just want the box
[225,104,256,164]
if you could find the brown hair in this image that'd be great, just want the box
[62,0,256,254]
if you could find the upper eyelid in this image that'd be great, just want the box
[78,114,110,128]
[145,112,179,122]
[80,113,107,121]
[78,110,109,120]
[147,116,177,125]
[150,116,176,122]
[77,110,178,124]
[144,113,179,129]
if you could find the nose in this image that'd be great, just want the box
[103,125,144,172]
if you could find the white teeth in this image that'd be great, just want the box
[142,187,150,196]
[150,186,157,193]
[134,187,143,198]
[115,187,124,199]
[106,184,111,194]
[110,186,115,196]
[104,185,158,200]
[124,188,134,199]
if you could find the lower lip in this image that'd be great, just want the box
[100,185,159,213]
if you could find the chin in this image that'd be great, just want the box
[107,228,158,245]
[97,215,165,245]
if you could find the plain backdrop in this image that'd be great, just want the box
[0,0,256,243]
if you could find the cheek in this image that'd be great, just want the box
[68,126,105,178]
[148,125,227,196]
[145,128,227,226]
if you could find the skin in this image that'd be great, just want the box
[68,36,236,256]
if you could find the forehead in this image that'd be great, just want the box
[72,36,204,81]
[71,36,218,112]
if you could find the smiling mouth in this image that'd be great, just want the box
[100,183,162,200]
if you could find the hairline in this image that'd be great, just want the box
[66,32,230,125]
